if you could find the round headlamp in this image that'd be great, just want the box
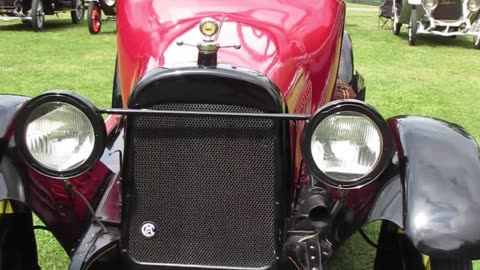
[302,100,394,188]
[467,0,480,12]
[15,91,106,178]
[104,0,115,6]
[422,0,438,10]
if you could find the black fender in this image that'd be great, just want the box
[338,31,354,84]
[338,31,366,101]
[370,115,480,259]
[0,95,29,140]
[0,95,30,203]
[0,95,41,270]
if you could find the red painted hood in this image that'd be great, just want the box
[117,0,345,111]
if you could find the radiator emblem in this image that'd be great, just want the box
[140,222,157,238]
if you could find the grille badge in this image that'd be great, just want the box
[140,222,157,238]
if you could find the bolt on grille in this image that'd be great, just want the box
[126,103,281,269]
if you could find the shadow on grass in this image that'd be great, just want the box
[397,33,474,49]
[327,222,380,270]
[91,29,117,35]
[0,19,85,32]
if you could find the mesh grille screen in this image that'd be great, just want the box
[433,1,462,20]
[0,0,15,8]
[127,103,280,268]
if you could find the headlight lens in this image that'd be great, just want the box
[311,112,382,182]
[422,0,438,9]
[468,0,480,12]
[302,100,393,188]
[25,102,95,172]
[15,91,106,178]
[104,0,115,6]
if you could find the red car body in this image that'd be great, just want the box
[117,0,344,110]
[1,0,480,270]
[116,0,346,183]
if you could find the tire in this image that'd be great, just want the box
[472,18,480,50]
[392,21,401,35]
[408,6,417,46]
[391,2,401,35]
[374,221,425,270]
[430,258,473,270]
[30,0,44,32]
[71,0,85,24]
[473,20,480,49]
[474,34,480,50]
[0,202,42,270]
[87,1,102,34]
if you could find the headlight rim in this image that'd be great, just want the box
[301,100,394,189]
[467,0,480,12]
[103,0,115,7]
[14,90,106,179]
[422,0,439,11]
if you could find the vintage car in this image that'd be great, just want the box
[386,0,480,47]
[2,0,480,270]
[86,0,115,34]
[0,0,84,31]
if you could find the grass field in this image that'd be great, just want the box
[1,3,480,270]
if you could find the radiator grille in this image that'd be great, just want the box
[0,0,16,10]
[433,0,463,21]
[127,103,280,268]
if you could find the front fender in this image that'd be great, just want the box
[0,152,28,203]
[389,116,480,259]
[0,95,29,140]
[0,95,30,203]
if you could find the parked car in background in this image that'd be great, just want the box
[0,0,84,31]
[381,0,480,48]
[86,0,115,34]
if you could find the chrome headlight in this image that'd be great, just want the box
[15,91,106,178]
[422,0,438,10]
[104,0,115,7]
[468,0,480,12]
[302,100,394,188]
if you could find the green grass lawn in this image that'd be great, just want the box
[1,3,480,269]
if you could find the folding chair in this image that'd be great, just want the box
[378,0,394,30]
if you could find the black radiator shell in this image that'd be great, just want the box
[121,66,291,270]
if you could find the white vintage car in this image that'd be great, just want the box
[382,0,480,48]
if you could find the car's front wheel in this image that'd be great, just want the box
[71,0,85,24]
[472,19,480,49]
[87,1,102,34]
[374,221,425,270]
[392,20,401,35]
[391,2,401,35]
[474,35,480,50]
[31,0,44,32]
[374,221,474,270]
[408,6,417,46]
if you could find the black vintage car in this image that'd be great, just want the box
[0,0,84,31]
